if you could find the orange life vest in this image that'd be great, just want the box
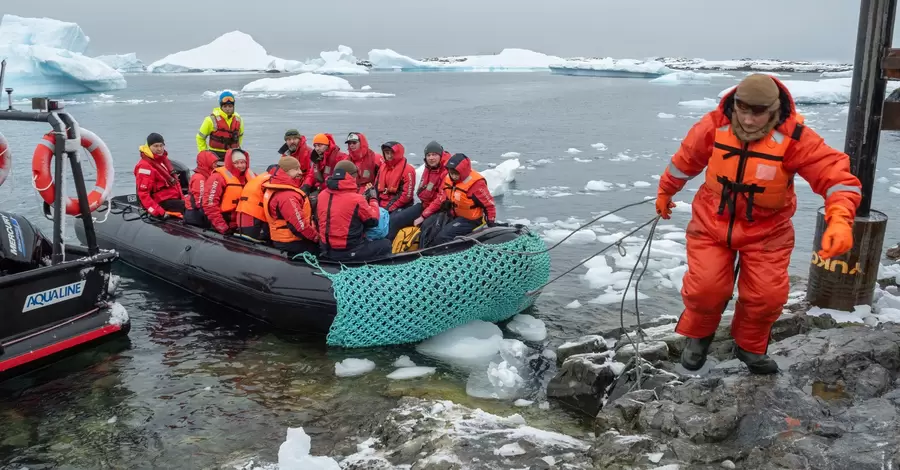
[236,173,272,222]
[214,166,253,214]
[208,113,241,152]
[705,123,803,221]
[262,183,311,243]
[442,170,487,221]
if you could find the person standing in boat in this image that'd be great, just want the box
[376,141,416,213]
[134,132,184,218]
[317,160,392,261]
[388,140,451,240]
[278,129,312,178]
[345,132,383,188]
[203,149,255,235]
[183,150,221,227]
[655,73,861,375]
[263,157,319,255]
[415,153,496,246]
[196,91,244,161]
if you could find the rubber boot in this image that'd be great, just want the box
[735,346,779,375]
[680,334,716,371]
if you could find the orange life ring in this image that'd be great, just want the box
[32,128,114,216]
[0,132,9,187]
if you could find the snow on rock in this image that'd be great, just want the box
[334,358,376,377]
[719,77,900,105]
[585,180,614,191]
[566,147,582,154]
[95,53,145,73]
[0,15,126,96]
[481,158,519,196]
[107,302,129,326]
[148,31,288,73]
[650,70,730,85]
[550,58,673,78]
[657,112,676,119]
[392,355,416,368]
[277,427,341,470]
[369,47,564,71]
[386,366,436,380]
[505,314,548,342]
[658,57,851,73]
[320,90,394,98]
[242,73,353,93]
[416,320,504,369]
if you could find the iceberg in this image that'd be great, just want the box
[0,15,126,96]
[368,48,564,71]
[95,53,145,73]
[717,77,900,105]
[549,58,673,78]
[657,57,852,74]
[268,45,369,75]
[147,31,289,73]
[242,73,354,93]
[650,71,731,85]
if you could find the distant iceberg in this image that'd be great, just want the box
[95,53,145,73]
[242,73,354,93]
[268,45,367,75]
[650,71,732,85]
[368,48,564,71]
[717,77,898,105]
[549,58,673,78]
[658,57,851,74]
[148,31,289,73]
[0,14,126,97]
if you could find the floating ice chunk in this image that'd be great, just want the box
[591,142,608,151]
[565,300,582,309]
[148,31,289,73]
[278,427,341,470]
[393,355,416,368]
[481,159,519,196]
[108,302,129,326]
[566,148,582,154]
[505,314,548,342]
[542,229,596,244]
[501,151,521,158]
[0,15,89,52]
[0,40,126,96]
[678,98,718,110]
[633,181,652,187]
[657,112,676,118]
[719,77,900,105]
[585,180,614,191]
[321,91,394,98]
[650,70,730,85]
[877,176,889,183]
[95,53,145,73]
[505,218,531,226]
[611,152,636,162]
[574,157,592,163]
[106,416,117,424]
[243,73,353,93]
[417,320,503,369]
[822,70,853,78]
[466,360,525,399]
[550,58,672,78]
[588,286,650,305]
[514,399,534,407]
[369,47,564,71]
[360,85,372,90]
[386,366,436,380]
[494,442,527,456]
[307,45,369,75]
[673,200,692,213]
[662,231,687,241]
[890,186,900,195]
[334,358,376,377]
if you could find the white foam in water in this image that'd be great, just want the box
[501,151,521,158]
[657,112,676,119]
[566,148,582,154]
[505,314,548,342]
[633,181,652,187]
[565,300,582,309]
[334,358,376,377]
[585,180,614,191]
[108,302,129,326]
[417,320,504,369]
[242,73,353,93]
[591,142,608,151]
[393,355,416,368]
[277,427,341,470]
[386,367,436,380]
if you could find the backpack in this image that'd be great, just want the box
[392,226,421,253]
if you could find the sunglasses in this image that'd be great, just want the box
[734,98,774,115]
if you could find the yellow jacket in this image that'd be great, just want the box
[196,107,244,152]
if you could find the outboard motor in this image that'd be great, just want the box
[170,159,191,196]
[0,211,51,275]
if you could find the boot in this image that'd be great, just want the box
[680,334,716,371]
[735,346,779,374]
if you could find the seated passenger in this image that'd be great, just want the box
[203,149,255,235]
[279,129,312,179]
[388,140,450,240]
[316,160,391,261]
[307,133,349,194]
[375,141,415,213]
[135,133,184,218]
[235,164,279,241]
[263,157,319,256]
[184,150,220,227]
[346,132,383,188]
[415,153,496,246]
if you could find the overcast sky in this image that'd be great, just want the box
[5,0,899,63]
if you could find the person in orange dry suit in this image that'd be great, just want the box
[655,73,862,374]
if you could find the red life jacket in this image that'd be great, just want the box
[208,113,241,153]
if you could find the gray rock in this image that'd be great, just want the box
[547,352,618,417]
[588,430,656,468]
[614,341,669,363]
[556,335,608,366]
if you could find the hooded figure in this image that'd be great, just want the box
[307,133,349,193]
[346,132,384,187]
[134,132,184,217]
[316,160,392,261]
[263,156,319,255]
[376,141,416,212]
[203,148,255,234]
[387,140,451,240]
[183,150,220,227]
[419,153,496,246]
[656,73,862,374]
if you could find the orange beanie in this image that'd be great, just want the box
[313,134,329,145]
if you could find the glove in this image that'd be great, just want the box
[364,187,378,201]
[818,205,854,259]
[655,192,675,220]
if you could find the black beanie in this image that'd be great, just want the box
[146,133,165,146]
[424,141,443,156]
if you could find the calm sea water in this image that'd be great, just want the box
[0,70,897,468]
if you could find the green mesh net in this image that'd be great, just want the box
[300,232,551,348]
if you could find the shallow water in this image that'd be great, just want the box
[0,70,898,467]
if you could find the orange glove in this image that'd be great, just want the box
[818,205,854,259]
[655,192,675,220]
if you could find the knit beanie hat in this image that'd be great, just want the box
[424,141,444,155]
[334,159,358,176]
[735,74,780,106]
[284,129,301,140]
[313,134,330,146]
[278,156,300,172]
[146,133,165,146]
